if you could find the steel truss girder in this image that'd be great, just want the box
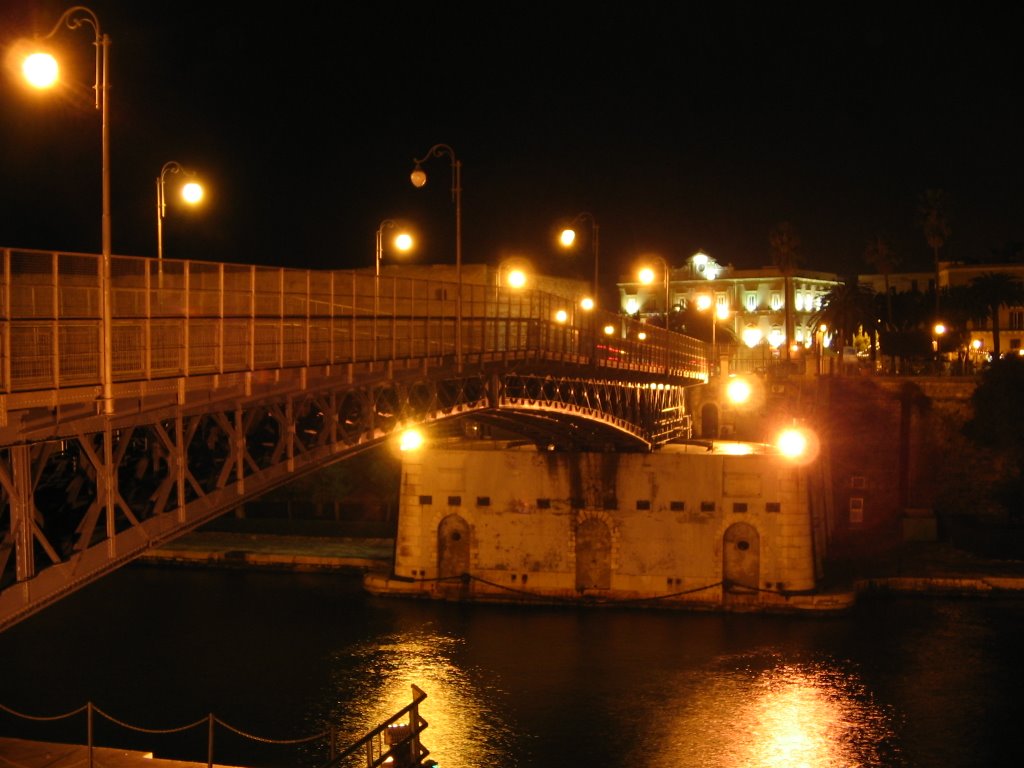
[0,369,692,631]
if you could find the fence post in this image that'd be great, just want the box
[87,701,94,768]
[207,712,214,768]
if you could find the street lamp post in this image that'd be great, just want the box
[559,212,599,304]
[24,5,113,413]
[410,144,462,371]
[156,161,202,261]
[638,255,670,330]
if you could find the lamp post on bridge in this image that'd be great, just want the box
[558,212,599,306]
[410,144,462,372]
[157,161,204,261]
[21,5,113,414]
[638,255,671,330]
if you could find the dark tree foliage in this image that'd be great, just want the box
[963,355,1024,519]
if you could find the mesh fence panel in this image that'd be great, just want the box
[151,320,185,376]
[254,267,281,316]
[58,322,101,385]
[9,323,53,389]
[222,319,250,371]
[223,265,252,316]
[187,320,217,373]
[253,321,281,368]
[112,323,145,379]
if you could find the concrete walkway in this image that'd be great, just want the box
[0,737,243,768]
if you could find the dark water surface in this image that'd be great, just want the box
[2,565,1022,768]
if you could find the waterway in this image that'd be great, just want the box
[1,565,1022,768]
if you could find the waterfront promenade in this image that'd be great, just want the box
[136,529,1024,598]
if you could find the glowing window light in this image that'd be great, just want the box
[742,326,763,348]
[625,297,639,314]
[768,329,785,348]
[603,324,616,336]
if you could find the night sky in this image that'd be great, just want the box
[2,1,1022,307]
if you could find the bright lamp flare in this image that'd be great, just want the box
[639,267,656,285]
[559,228,576,247]
[580,297,594,311]
[399,429,424,451]
[410,168,427,188]
[23,52,59,88]
[394,233,414,252]
[555,309,568,323]
[776,426,820,464]
[777,428,807,458]
[695,294,713,312]
[181,182,204,205]
[725,377,752,405]
[507,269,526,289]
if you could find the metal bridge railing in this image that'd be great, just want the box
[0,247,708,407]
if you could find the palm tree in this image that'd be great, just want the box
[769,221,801,363]
[864,235,900,327]
[918,189,951,315]
[810,280,876,374]
[969,272,1024,360]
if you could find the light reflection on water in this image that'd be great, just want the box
[2,569,1023,768]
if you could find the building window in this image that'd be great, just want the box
[733,502,748,513]
[745,292,757,311]
[636,499,651,510]
[1010,310,1024,331]
[419,495,432,505]
[771,292,782,311]
[700,501,716,513]
[851,476,866,489]
[766,502,781,513]
[850,497,864,524]
[670,500,686,511]
[477,496,491,506]
[795,292,804,311]
[447,496,462,506]
[537,498,551,509]
[1011,338,1021,351]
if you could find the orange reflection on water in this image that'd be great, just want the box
[634,658,896,768]
[326,631,512,768]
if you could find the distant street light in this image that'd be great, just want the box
[411,143,462,371]
[638,255,671,330]
[558,212,599,305]
[20,5,114,413]
[376,219,413,277]
[157,161,203,261]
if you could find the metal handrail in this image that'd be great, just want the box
[0,247,708,409]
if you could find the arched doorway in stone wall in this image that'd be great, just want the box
[701,402,720,439]
[722,522,760,606]
[437,514,471,595]
[575,516,612,590]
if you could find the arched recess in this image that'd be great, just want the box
[723,521,760,605]
[575,515,612,590]
[700,402,720,439]
[437,514,471,595]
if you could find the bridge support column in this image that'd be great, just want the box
[9,445,35,583]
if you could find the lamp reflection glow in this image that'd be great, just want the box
[627,657,894,767]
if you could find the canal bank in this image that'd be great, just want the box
[139,530,1024,602]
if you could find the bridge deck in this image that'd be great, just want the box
[0,246,709,632]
